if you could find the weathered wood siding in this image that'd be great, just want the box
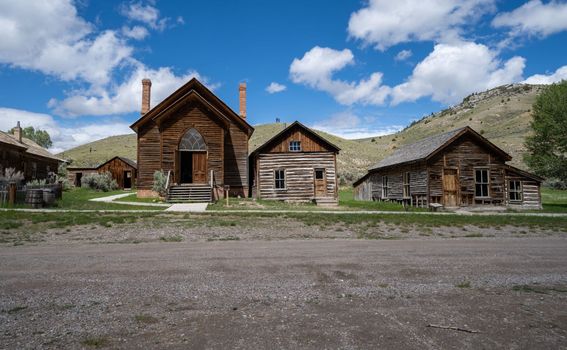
[427,135,508,206]
[265,128,333,153]
[66,168,97,186]
[354,177,372,201]
[359,164,427,201]
[159,104,225,186]
[505,170,542,209]
[137,122,161,190]
[0,144,59,182]
[224,123,249,196]
[257,152,336,201]
[97,158,137,189]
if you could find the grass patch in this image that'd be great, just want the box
[207,235,240,241]
[339,188,427,212]
[540,188,567,213]
[456,281,471,288]
[4,305,28,314]
[159,235,183,242]
[53,187,165,211]
[135,314,159,324]
[81,336,109,348]
[113,193,165,204]
[464,233,484,238]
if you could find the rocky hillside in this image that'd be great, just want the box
[58,84,543,183]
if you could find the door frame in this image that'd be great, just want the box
[442,167,459,207]
[176,150,208,184]
[313,168,327,198]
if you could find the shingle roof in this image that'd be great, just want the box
[369,128,467,170]
[0,130,63,162]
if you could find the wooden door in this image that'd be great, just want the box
[123,171,132,189]
[314,169,327,197]
[443,168,459,207]
[192,152,207,184]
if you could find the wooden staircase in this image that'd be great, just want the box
[314,197,338,207]
[167,184,212,203]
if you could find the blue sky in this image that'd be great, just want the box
[1,0,566,152]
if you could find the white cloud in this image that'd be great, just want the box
[391,42,525,105]
[0,108,132,153]
[0,0,133,87]
[122,25,149,40]
[523,65,567,84]
[290,46,390,105]
[312,111,402,139]
[348,0,495,50]
[121,2,168,31]
[266,82,287,94]
[395,49,412,61]
[492,0,567,38]
[49,64,204,117]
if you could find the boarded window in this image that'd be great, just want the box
[179,128,207,151]
[475,169,489,197]
[403,172,410,198]
[289,140,301,152]
[275,170,285,189]
[509,180,522,202]
[382,176,388,198]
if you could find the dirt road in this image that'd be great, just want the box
[1,238,567,349]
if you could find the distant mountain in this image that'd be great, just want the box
[58,84,543,182]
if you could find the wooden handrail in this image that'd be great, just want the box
[165,170,172,191]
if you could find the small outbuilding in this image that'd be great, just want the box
[353,126,543,210]
[67,156,137,190]
[249,121,340,205]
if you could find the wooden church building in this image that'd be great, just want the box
[250,121,340,205]
[131,78,254,199]
[353,127,543,210]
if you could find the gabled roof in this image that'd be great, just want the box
[0,130,64,162]
[505,165,544,182]
[130,77,254,136]
[98,156,137,170]
[369,126,511,171]
[250,121,341,156]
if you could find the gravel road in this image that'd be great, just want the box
[1,238,567,349]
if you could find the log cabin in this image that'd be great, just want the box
[0,122,62,182]
[353,127,543,210]
[130,78,254,201]
[249,121,340,205]
[67,156,137,190]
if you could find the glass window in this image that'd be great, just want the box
[475,169,489,197]
[289,140,301,152]
[275,170,285,189]
[179,128,207,151]
[315,169,324,179]
[403,172,410,198]
[509,180,522,202]
[382,176,388,198]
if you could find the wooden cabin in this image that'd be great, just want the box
[67,156,137,189]
[130,78,254,200]
[0,122,62,182]
[250,121,340,204]
[353,127,543,210]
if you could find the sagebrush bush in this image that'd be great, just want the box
[26,179,48,187]
[57,176,71,191]
[152,170,167,196]
[0,167,24,184]
[81,172,118,192]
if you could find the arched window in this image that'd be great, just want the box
[179,128,206,151]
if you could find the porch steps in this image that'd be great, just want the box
[314,197,338,207]
[167,184,212,203]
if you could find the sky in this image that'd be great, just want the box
[0,0,566,153]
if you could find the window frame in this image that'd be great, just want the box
[403,172,410,198]
[508,180,523,202]
[474,168,490,198]
[289,140,301,152]
[382,175,389,198]
[274,169,286,190]
[315,169,325,180]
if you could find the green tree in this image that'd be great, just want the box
[524,81,567,185]
[9,126,53,148]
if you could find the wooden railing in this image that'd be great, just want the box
[165,170,172,196]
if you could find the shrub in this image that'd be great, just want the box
[26,179,48,187]
[152,170,167,196]
[81,172,118,192]
[0,167,24,184]
[57,176,71,191]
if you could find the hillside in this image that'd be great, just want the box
[58,83,543,182]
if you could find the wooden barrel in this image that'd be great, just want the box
[25,189,43,209]
[43,189,56,206]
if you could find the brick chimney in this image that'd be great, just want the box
[14,121,22,142]
[239,83,246,119]
[141,78,152,115]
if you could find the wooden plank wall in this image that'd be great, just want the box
[505,170,542,209]
[66,169,97,186]
[354,178,372,200]
[160,105,224,186]
[362,165,428,201]
[98,158,137,189]
[427,136,507,206]
[265,128,332,153]
[224,122,249,196]
[137,122,161,190]
[0,145,59,182]
[257,152,336,201]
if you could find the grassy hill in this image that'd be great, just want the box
[58,83,543,182]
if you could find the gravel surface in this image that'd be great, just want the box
[1,237,567,349]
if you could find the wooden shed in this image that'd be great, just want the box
[67,156,137,190]
[353,127,543,210]
[130,78,254,201]
[250,121,340,205]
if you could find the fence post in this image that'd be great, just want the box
[8,183,16,205]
